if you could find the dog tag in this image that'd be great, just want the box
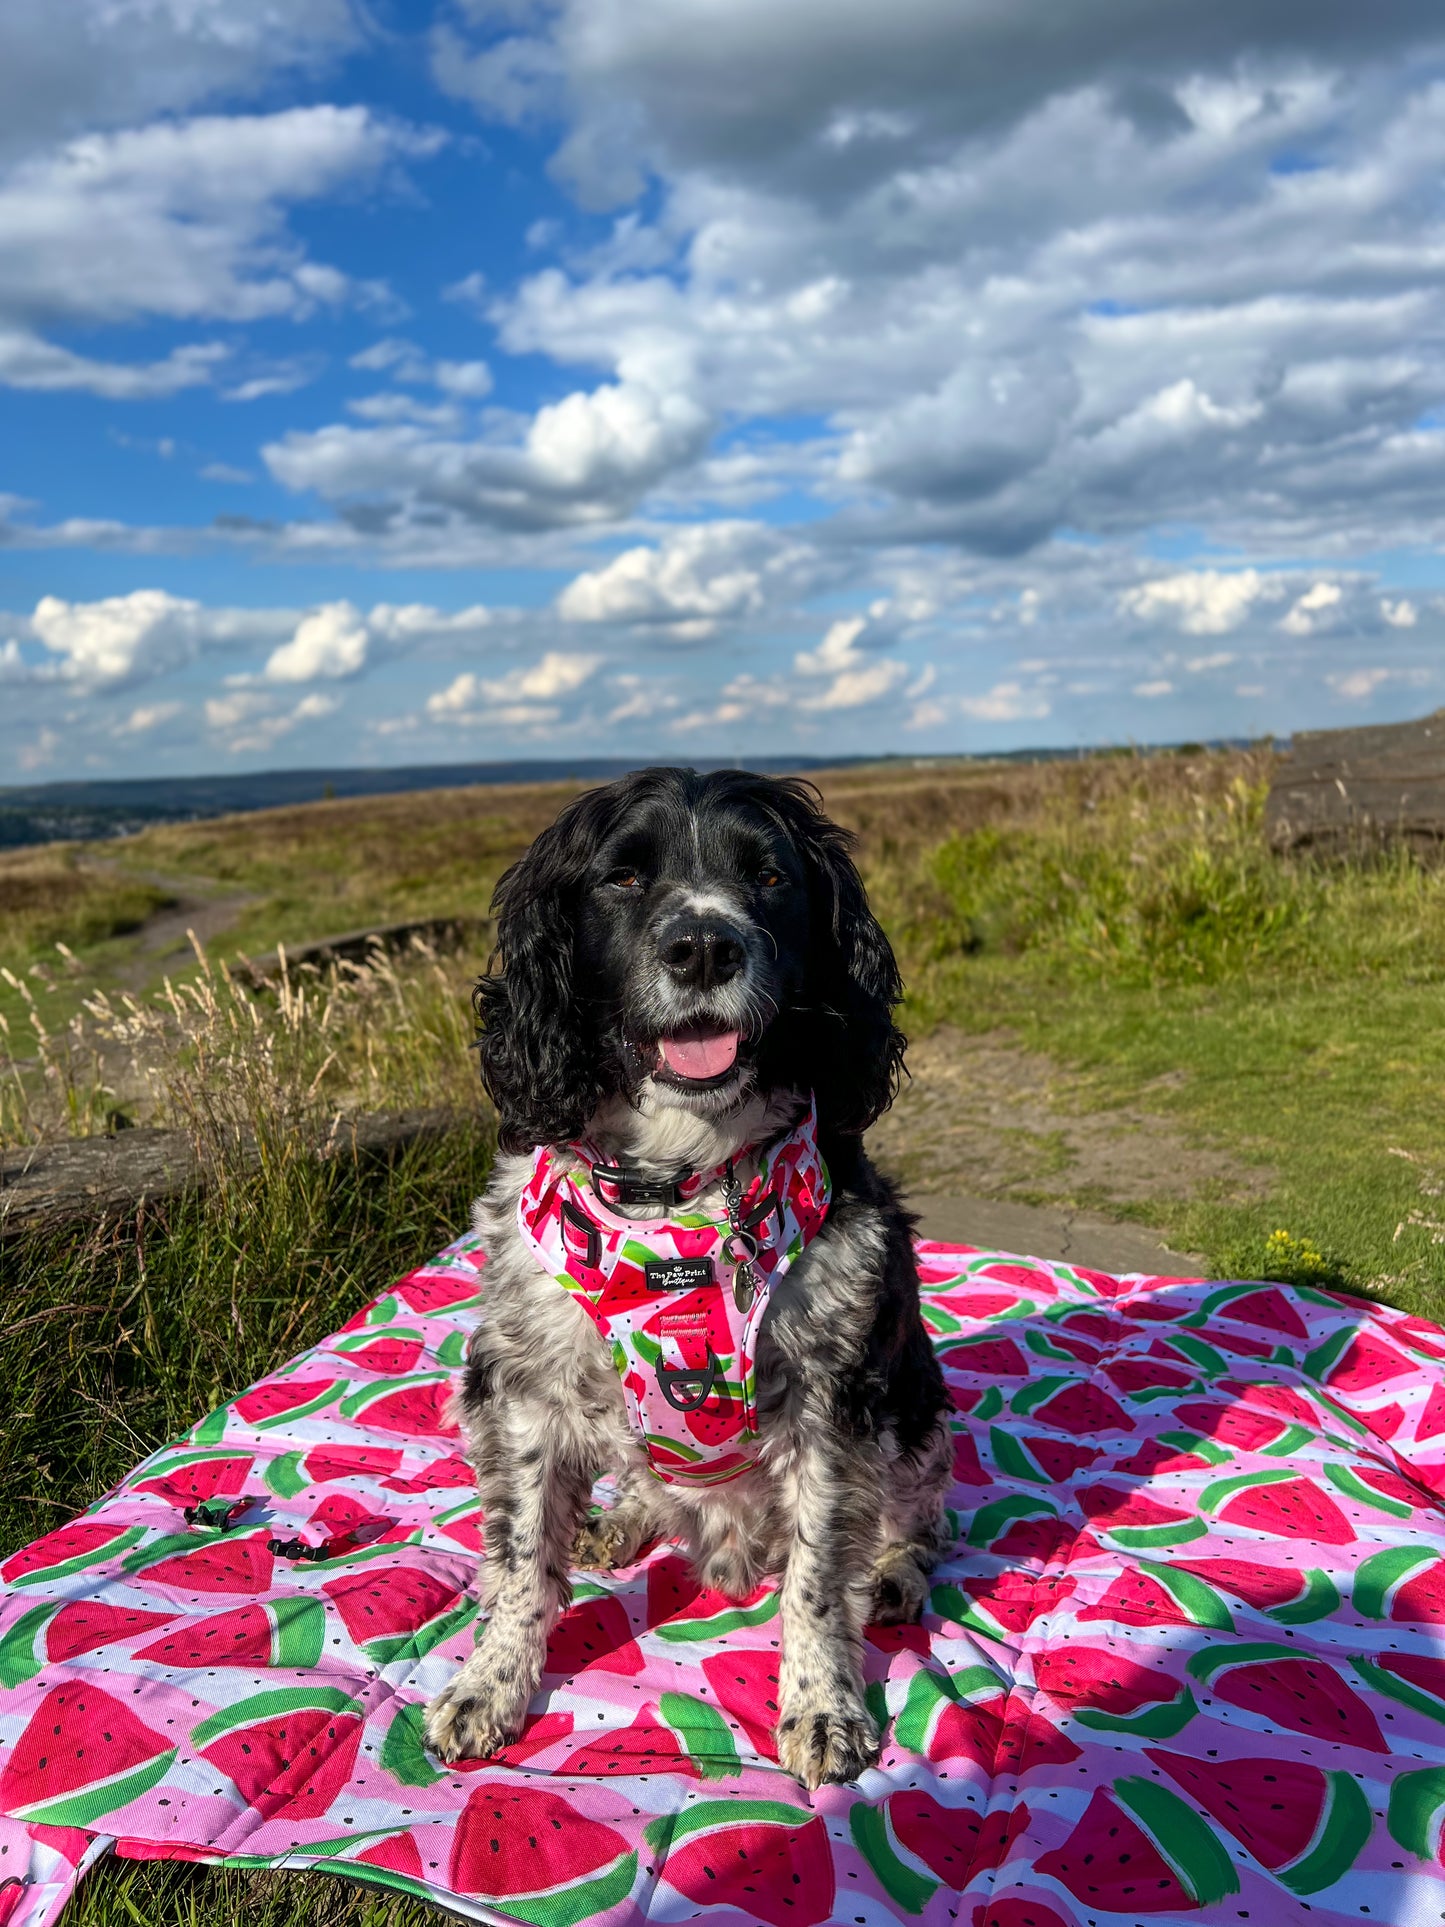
[644,1256,715,1292]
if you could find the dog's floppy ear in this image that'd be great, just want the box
[762,779,905,1136]
[805,820,906,1135]
[475,799,609,1153]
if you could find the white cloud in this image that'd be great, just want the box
[1133,678,1176,698]
[264,601,370,682]
[557,521,816,634]
[1120,569,1270,635]
[1280,580,1343,636]
[0,330,227,397]
[113,700,183,736]
[205,686,340,752]
[1381,596,1419,628]
[425,650,602,720]
[1327,667,1392,702]
[265,376,709,533]
[794,611,910,710]
[1185,651,1236,673]
[957,679,1052,722]
[32,589,235,687]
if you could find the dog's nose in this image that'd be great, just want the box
[658,917,746,990]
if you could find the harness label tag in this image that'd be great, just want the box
[643,1256,715,1292]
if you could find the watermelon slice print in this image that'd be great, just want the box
[193,1687,365,1818]
[1148,1748,1372,1893]
[0,1683,177,1827]
[339,1372,457,1436]
[232,1376,348,1429]
[0,1600,176,1687]
[1173,1399,1314,1455]
[1310,1328,1414,1393]
[1034,1779,1238,1911]
[1188,1643,1387,1752]
[1199,1283,1310,1339]
[322,1565,464,1663]
[940,1334,1029,1377]
[0,1517,147,1588]
[329,1327,427,1375]
[451,1784,637,1923]
[125,1529,274,1594]
[131,1449,254,1505]
[649,1799,834,1927]
[544,1593,643,1676]
[701,1648,781,1758]
[1354,1651,1445,1726]
[1389,1766,1445,1863]
[1171,1556,1339,1624]
[1198,1470,1354,1543]
[1076,1561,1233,1632]
[1077,1485,1207,1550]
[1032,1645,1198,1737]
[850,1790,1011,1914]
[1012,1377,1132,1435]
[132,1597,325,1669]
[891,1664,1007,1766]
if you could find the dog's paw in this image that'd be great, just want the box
[573,1510,643,1570]
[867,1545,931,1625]
[777,1696,880,1789]
[424,1673,522,1764]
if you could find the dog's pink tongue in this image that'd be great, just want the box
[659,1030,740,1080]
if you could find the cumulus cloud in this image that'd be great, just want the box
[425,650,602,725]
[8,591,499,693]
[957,679,1053,722]
[557,520,823,635]
[0,2,362,164]
[1120,569,1273,635]
[263,601,370,682]
[1280,580,1344,635]
[265,376,709,534]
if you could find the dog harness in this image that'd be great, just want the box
[517,1101,831,1485]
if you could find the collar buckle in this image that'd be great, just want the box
[589,1161,695,1210]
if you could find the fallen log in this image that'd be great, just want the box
[0,1107,465,1240]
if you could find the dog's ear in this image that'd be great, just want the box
[475,805,607,1153]
[760,780,904,1136]
[804,822,906,1135]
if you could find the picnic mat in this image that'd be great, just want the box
[4,1234,1445,1927]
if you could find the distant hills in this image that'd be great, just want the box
[0,755,855,849]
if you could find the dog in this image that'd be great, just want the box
[424,766,952,1788]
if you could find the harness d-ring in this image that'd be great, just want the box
[656,1349,720,1412]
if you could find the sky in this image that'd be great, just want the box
[3,2,1445,781]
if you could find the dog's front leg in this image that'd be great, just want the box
[425,1400,589,1763]
[775,1420,883,1789]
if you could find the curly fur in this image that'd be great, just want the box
[427,766,951,1789]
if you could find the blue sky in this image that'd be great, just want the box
[3,1,1445,779]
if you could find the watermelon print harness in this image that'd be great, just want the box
[517,1101,831,1486]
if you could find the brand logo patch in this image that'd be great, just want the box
[644,1256,714,1292]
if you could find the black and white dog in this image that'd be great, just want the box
[425,766,952,1788]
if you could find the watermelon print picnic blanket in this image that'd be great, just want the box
[4,1235,1445,1927]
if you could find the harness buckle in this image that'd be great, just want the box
[589,1161,695,1210]
[656,1349,720,1412]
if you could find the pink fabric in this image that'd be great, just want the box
[518,1102,830,1483]
[2,1237,1445,1925]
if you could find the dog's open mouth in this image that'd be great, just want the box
[654,1027,742,1089]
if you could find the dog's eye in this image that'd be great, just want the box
[758,869,783,889]
[606,868,642,889]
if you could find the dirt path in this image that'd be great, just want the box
[78,858,258,990]
[873,1027,1271,1261]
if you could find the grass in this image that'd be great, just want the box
[6,746,1445,1921]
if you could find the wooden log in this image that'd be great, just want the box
[1265,709,1445,852]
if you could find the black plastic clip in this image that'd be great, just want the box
[656,1349,720,1412]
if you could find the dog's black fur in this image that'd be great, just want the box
[425,766,952,1788]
